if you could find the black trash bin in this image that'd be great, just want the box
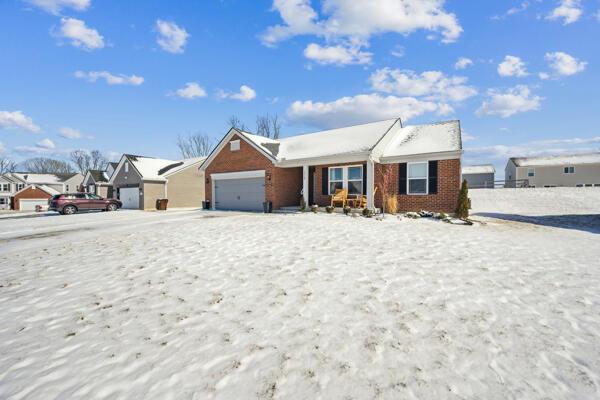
[263,201,272,213]
[202,200,211,210]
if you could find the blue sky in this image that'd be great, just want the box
[1,0,599,176]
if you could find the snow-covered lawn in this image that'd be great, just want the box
[1,189,599,399]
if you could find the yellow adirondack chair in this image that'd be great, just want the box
[355,187,377,209]
[330,189,348,208]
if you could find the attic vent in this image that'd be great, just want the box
[230,140,240,151]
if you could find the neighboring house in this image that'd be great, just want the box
[505,153,600,188]
[8,172,84,194]
[200,118,463,213]
[0,172,83,210]
[0,174,19,210]
[13,184,59,211]
[109,154,206,210]
[83,169,114,198]
[462,165,496,189]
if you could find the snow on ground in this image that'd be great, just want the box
[1,189,600,399]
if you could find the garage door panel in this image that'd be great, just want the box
[20,199,48,211]
[215,177,264,211]
[120,187,140,209]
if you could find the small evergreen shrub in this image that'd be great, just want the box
[456,179,470,220]
[343,206,351,215]
[362,208,374,217]
[325,206,334,213]
[299,197,306,212]
[311,205,318,213]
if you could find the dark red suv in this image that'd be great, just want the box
[49,193,122,215]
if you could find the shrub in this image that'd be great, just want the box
[343,206,351,215]
[311,205,318,213]
[362,208,374,217]
[456,179,470,220]
[299,197,306,212]
[325,206,334,214]
[385,196,398,215]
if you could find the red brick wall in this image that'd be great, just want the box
[374,159,461,213]
[204,134,302,209]
[14,186,52,211]
[312,159,461,213]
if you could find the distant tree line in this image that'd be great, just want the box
[0,149,110,175]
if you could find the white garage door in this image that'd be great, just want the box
[20,199,48,211]
[119,187,140,209]
[213,171,265,211]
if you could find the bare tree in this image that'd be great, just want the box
[177,133,214,158]
[227,115,247,131]
[256,113,281,139]
[21,157,75,174]
[0,157,17,174]
[70,150,108,175]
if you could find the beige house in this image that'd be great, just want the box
[82,162,118,198]
[505,153,600,188]
[109,154,206,210]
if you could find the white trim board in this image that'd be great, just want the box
[211,170,266,180]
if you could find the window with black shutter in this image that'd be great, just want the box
[321,167,328,195]
[428,160,438,194]
[399,163,407,194]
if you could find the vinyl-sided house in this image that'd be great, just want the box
[1,172,84,210]
[109,154,206,210]
[505,153,600,188]
[200,118,463,213]
[462,164,496,189]
[82,163,118,198]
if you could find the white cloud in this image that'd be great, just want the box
[218,85,257,102]
[454,57,473,70]
[262,0,463,46]
[492,1,531,20]
[369,68,477,102]
[476,85,542,118]
[544,51,587,76]
[462,132,476,142]
[25,0,90,15]
[0,111,41,133]
[156,20,189,54]
[497,55,528,77]
[390,45,405,58]
[546,0,583,24]
[36,138,55,149]
[539,72,550,80]
[287,93,451,129]
[171,82,207,99]
[303,43,372,65]
[59,126,82,139]
[57,17,104,50]
[75,70,144,86]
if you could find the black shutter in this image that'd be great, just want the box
[362,164,367,194]
[399,163,407,194]
[322,167,328,195]
[428,160,438,194]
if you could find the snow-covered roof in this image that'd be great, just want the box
[237,119,400,162]
[14,184,60,196]
[511,152,600,167]
[125,155,206,181]
[10,173,80,184]
[462,164,496,174]
[380,120,462,159]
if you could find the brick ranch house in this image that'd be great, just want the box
[200,118,463,213]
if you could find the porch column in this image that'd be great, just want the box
[367,158,375,209]
[302,165,309,206]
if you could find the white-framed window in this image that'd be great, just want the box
[347,166,363,195]
[328,165,363,195]
[527,168,535,177]
[230,140,240,151]
[16,183,24,191]
[585,184,593,187]
[408,162,428,195]
[125,162,129,173]
[0,198,6,205]
[564,166,575,174]
[0,183,9,192]
[329,167,343,194]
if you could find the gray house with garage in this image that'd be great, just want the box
[109,154,206,210]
